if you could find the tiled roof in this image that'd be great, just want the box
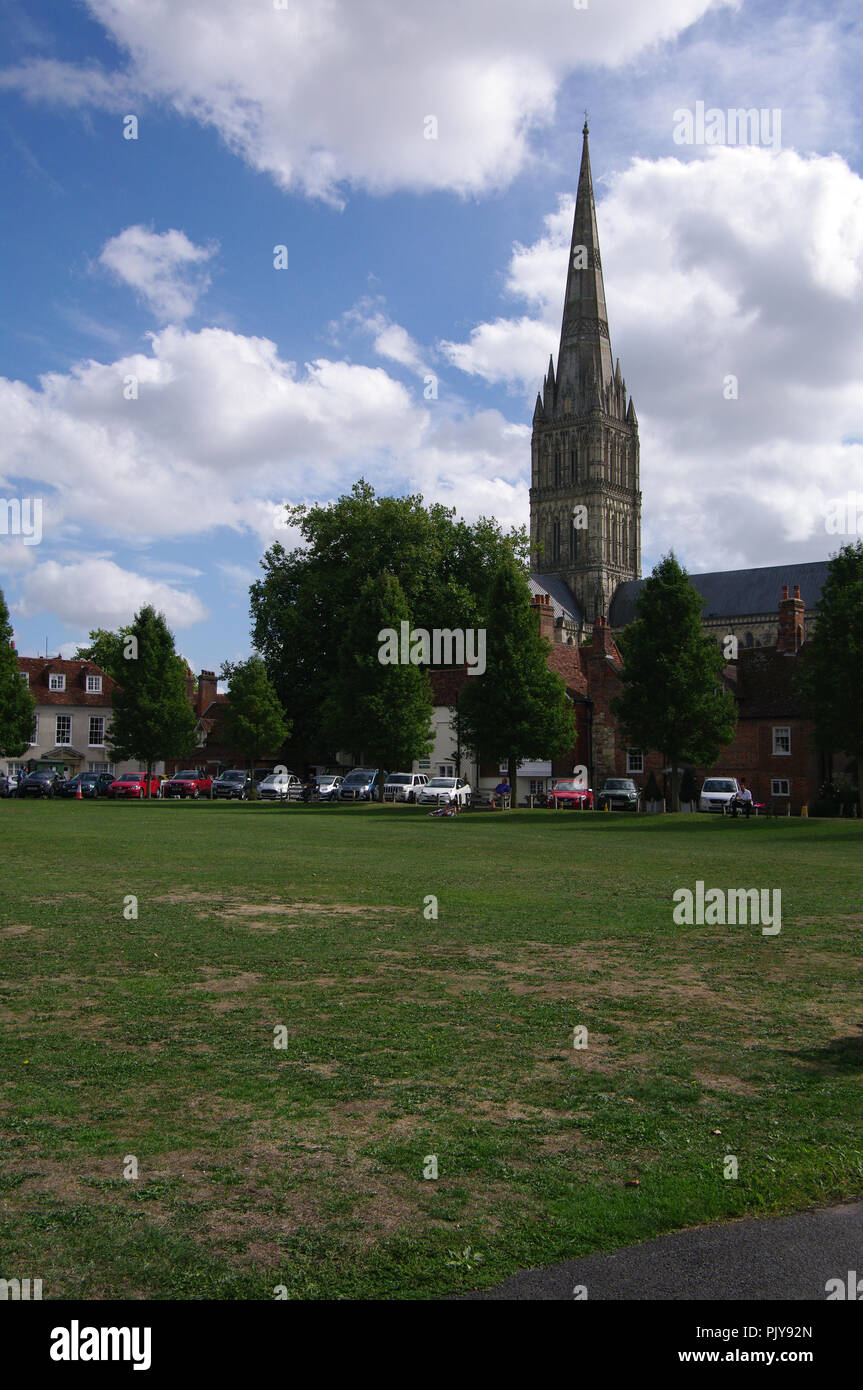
[18,657,118,707]
[609,560,831,628]
[528,573,583,625]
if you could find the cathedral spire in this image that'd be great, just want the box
[556,121,615,403]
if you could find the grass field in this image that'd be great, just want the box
[1,800,861,1300]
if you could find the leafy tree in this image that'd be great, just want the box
[221,656,290,800]
[75,627,135,683]
[250,479,527,755]
[322,573,434,792]
[0,589,35,758]
[679,766,698,806]
[108,606,197,797]
[457,557,576,799]
[796,542,863,810]
[612,553,737,811]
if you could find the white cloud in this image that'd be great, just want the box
[0,325,426,542]
[339,298,431,376]
[16,559,208,630]
[98,225,217,322]
[0,0,733,201]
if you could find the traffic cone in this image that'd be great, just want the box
[75,781,82,799]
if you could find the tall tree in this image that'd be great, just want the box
[796,542,863,803]
[457,558,576,799]
[75,627,135,683]
[322,572,434,790]
[612,553,737,811]
[108,606,197,797]
[221,656,290,800]
[0,589,35,759]
[250,479,526,755]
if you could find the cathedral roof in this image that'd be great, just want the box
[528,573,584,626]
[609,559,831,628]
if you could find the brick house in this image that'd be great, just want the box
[10,657,144,778]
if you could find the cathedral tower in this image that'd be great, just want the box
[529,122,641,622]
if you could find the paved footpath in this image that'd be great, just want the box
[462,1199,863,1300]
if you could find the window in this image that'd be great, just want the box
[771,779,790,796]
[21,671,28,686]
[438,764,455,777]
[554,452,561,487]
[56,715,72,745]
[529,778,545,796]
[417,758,431,770]
[88,761,112,773]
[772,726,791,755]
[86,675,102,693]
[552,518,561,561]
[49,673,66,691]
[626,750,644,774]
[88,717,105,746]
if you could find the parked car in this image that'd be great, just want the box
[314,774,343,802]
[20,769,63,798]
[548,779,594,809]
[163,769,213,799]
[418,776,472,807]
[699,777,741,813]
[109,772,163,799]
[211,772,252,806]
[338,769,381,802]
[597,778,640,811]
[383,772,429,803]
[258,771,303,802]
[57,771,108,799]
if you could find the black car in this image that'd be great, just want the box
[20,769,62,798]
[57,772,108,799]
[212,769,270,800]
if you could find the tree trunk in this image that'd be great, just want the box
[249,756,257,802]
[146,759,152,800]
[669,757,680,813]
[507,754,518,810]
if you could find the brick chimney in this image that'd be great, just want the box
[197,670,218,714]
[777,584,805,653]
[592,614,615,657]
[531,593,555,643]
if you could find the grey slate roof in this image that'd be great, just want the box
[609,559,831,628]
[528,573,584,626]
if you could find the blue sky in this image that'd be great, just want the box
[1,0,862,671]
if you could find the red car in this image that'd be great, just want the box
[109,772,162,799]
[163,769,213,799]
[548,779,594,809]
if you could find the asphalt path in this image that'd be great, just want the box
[462,1199,863,1299]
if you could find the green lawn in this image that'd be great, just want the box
[1,800,861,1299]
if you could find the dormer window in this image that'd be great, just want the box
[86,675,102,693]
[49,674,66,692]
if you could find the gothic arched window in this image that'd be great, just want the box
[553,517,561,562]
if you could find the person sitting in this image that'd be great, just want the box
[491,779,511,810]
[731,779,753,819]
